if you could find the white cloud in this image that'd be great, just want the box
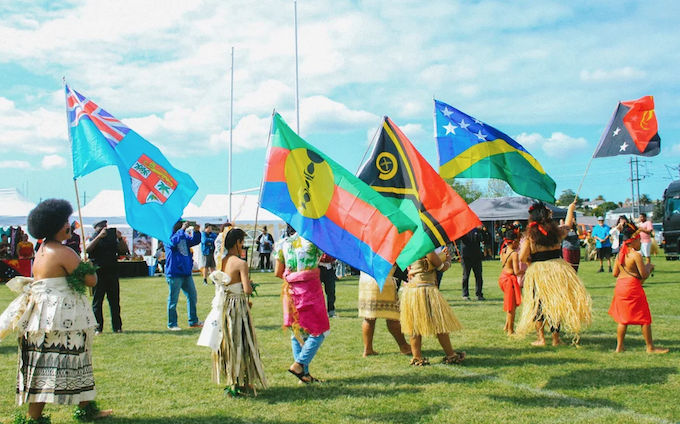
[671,144,680,155]
[208,114,271,152]
[0,160,33,170]
[515,132,588,157]
[580,67,647,83]
[0,97,64,154]
[41,154,67,169]
[299,96,379,134]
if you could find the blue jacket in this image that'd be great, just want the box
[201,232,218,256]
[165,229,201,277]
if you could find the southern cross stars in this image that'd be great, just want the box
[619,142,628,152]
[443,122,458,135]
[613,127,621,136]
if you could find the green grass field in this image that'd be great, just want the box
[1,257,679,423]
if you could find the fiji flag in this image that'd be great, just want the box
[66,83,198,242]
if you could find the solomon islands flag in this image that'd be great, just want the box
[357,117,481,269]
[435,99,556,204]
[594,95,660,158]
[66,83,198,243]
[261,113,417,287]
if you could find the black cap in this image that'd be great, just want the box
[93,220,108,229]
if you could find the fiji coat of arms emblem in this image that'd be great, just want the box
[129,154,178,205]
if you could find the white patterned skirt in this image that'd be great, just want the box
[0,277,97,405]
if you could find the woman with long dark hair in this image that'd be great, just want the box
[517,199,592,346]
[198,228,267,396]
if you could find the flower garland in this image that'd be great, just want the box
[66,261,98,295]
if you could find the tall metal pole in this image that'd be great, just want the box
[229,47,234,222]
[294,1,300,134]
[630,158,635,218]
[636,157,641,218]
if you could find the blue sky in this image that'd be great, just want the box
[1,0,679,209]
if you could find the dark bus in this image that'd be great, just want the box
[662,180,680,256]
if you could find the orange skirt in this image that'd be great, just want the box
[608,276,652,325]
[498,271,521,312]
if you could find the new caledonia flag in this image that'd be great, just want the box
[435,99,557,203]
[66,83,198,242]
[593,95,660,158]
[357,117,481,269]
[261,113,417,287]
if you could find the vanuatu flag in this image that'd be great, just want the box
[594,96,660,158]
[261,113,417,287]
[435,99,556,204]
[358,117,481,269]
[66,83,198,243]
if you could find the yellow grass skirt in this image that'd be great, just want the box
[400,283,462,337]
[516,258,592,339]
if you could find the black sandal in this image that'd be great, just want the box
[303,373,324,383]
[288,367,308,384]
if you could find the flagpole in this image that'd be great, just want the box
[432,95,441,168]
[62,78,87,260]
[229,47,234,223]
[574,153,596,199]
[294,1,300,134]
[251,110,276,271]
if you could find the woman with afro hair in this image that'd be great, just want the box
[0,199,111,422]
[517,199,592,346]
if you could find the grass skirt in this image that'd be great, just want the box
[516,259,592,338]
[358,272,400,321]
[212,291,268,391]
[400,283,462,337]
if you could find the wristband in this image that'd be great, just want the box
[437,261,449,271]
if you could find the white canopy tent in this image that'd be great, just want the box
[199,194,285,240]
[0,188,37,226]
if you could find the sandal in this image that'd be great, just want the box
[303,373,324,383]
[288,367,308,384]
[442,351,466,365]
[224,386,250,397]
[409,357,430,366]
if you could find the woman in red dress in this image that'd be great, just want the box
[609,225,668,354]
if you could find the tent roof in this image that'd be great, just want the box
[0,188,37,226]
[75,190,225,227]
[468,196,568,221]
[199,194,283,225]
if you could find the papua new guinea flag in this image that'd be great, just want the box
[435,99,556,204]
[357,117,481,269]
[66,83,198,243]
[594,96,660,158]
[261,113,417,288]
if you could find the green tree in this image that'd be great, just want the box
[557,189,583,206]
[486,179,512,198]
[592,201,619,218]
[639,194,652,205]
[446,178,483,204]
[595,195,605,201]
[653,200,664,222]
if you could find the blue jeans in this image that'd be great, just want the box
[291,333,325,374]
[166,275,199,327]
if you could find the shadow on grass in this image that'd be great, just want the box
[0,344,16,355]
[345,403,445,423]
[421,346,592,368]
[490,393,622,410]
[256,373,487,405]
[108,416,312,424]
[579,335,680,351]
[544,366,677,390]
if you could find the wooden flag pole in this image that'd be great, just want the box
[73,179,87,260]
